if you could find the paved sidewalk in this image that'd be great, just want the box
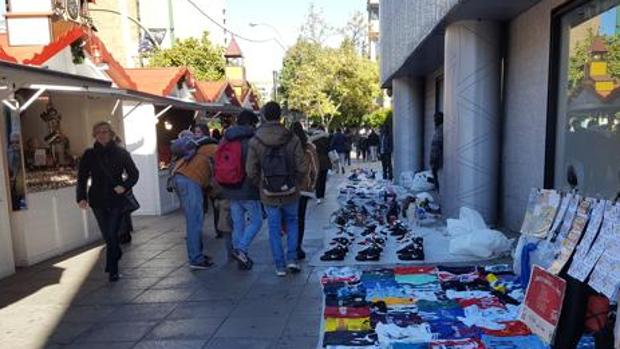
[0,167,356,349]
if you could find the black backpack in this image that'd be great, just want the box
[256,133,297,197]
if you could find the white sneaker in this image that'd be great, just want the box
[317,199,322,205]
[287,262,301,274]
[276,268,287,277]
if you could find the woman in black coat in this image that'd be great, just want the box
[77,122,139,282]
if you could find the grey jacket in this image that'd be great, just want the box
[246,121,307,206]
[220,125,260,201]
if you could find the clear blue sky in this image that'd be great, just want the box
[226,0,366,83]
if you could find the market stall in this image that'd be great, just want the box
[8,90,123,267]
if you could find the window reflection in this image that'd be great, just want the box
[556,0,620,199]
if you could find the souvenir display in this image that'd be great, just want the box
[319,265,594,348]
[25,167,78,192]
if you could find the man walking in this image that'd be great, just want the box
[330,128,348,174]
[430,112,444,192]
[379,121,394,181]
[218,110,262,270]
[246,102,307,276]
[368,129,380,162]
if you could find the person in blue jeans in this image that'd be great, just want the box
[220,110,263,270]
[246,102,307,276]
[171,128,218,270]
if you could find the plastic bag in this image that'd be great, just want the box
[447,207,488,236]
[449,228,513,259]
[412,170,436,192]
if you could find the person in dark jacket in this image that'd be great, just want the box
[330,128,348,174]
[368,129,380,161]
[379,120,394,181]
[430,112,444,191]
[246,101,307,276]
[77,122,139,282]
[310,125,330,204]
[221,110,263,270]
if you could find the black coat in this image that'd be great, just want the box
[368,133,380,147]
[76,142,139,209]
[310,132,331,171]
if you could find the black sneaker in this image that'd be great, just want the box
[109,273,120,282]
[189,260,215,270]
[232,249,253,270]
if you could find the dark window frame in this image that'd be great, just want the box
[545,0,602,188]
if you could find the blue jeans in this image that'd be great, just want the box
[264,200,299,269]
[174,175,205,265]
[230,200,263,253]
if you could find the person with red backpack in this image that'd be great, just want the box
[217,110,262,270]
[246,102,307,276]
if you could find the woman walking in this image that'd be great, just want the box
[77,122,139,282]
[291,122,319,259]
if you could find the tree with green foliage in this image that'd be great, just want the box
[145,32,226,81]
[363,108,392,129]
[279,6,380,128]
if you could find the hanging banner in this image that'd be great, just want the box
[568,200,608,281]
[548,198,591,275]
[4,107,27,210]
[519,266,567,344]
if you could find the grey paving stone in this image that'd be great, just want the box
[281,315,322,338]
[133,339,207,349]
[74,288,145,305]
[75,321,157,343]
[99,277,162,290]
[187,287,247,301]
[146,318,224,340]
[104,303,177,321]
[132,289,195,303]
[204,337,273,349]
[61,305,116,323]
[213,316,288,339]
[273,336,318,349]
[47,321,95,344]
[166,300,236,319]
[229,296,298,318]
[59,342,136,349]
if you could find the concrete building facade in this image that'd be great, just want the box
[380,0,620,229]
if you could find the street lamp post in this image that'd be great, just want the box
[248,22,286,51]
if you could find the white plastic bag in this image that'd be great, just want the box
[447,207,488,236]
[449,228,512,259]
[412,170,436,192]
[399,171,415,190]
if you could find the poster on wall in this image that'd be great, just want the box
[519,265,567,344]
[4,107,27,210]
[520,189,561,239]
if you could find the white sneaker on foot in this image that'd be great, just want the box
[317,199,322,205]
[287,262,301,274]
[276,268,287,277]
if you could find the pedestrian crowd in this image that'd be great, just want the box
[75,101,395,281]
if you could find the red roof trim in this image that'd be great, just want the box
[23,27,87,65]
[83,34,137,90]
[0,47,17,63]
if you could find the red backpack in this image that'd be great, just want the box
[214,139,245,186]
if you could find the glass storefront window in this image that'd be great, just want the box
[555,0,620,198]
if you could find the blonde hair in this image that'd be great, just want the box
[92,121,116,138]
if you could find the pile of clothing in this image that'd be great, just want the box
[320,265,595,348]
